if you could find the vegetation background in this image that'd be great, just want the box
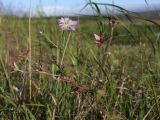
[0,0,160,119]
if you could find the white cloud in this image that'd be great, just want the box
[43,5,78,16]
[34,3,160,17]
[42,4,94,16]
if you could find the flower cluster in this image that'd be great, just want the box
[57,17,78,31]
[108,18,119,27]
[57,17,117,48]
[94,33,106,48]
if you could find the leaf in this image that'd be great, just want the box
[13,62,20,71]
[85,2,160,27]
[0,56,15,97]
[144,0,149,7]
[22,105,36,120]
[0,94,17,107]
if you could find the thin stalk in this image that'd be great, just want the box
[60,32,72,67]
[114,78,125,108]
[57,40,60,65]
[38,35,42,65]
[148,64,160,115]
[104,0,114,54]
[101,26,114,67]
[143,103,156,120]
[28,0,32,100]
[0,16,1,25]
[0,56,14,97]
[98,0,115,81]
[105,27,114,53]
[149,77,160,115]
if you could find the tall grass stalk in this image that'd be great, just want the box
[0,56,14,97]
[28,0,32,100]
[105,26,114,54]
[0,16,1,25]
[0,9,2,26]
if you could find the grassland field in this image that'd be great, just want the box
[0,16,160,119]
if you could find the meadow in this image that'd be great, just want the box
[0,2,160,120]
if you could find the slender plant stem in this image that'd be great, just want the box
[105,0,114,53]
[102,26,114,64]
[0,56,14,97]
[105,27,114,53]
[57,41,60,65]
[114,78,125,108]
[60,32,72,67]
[142,103,156,120]
[0,16,1,25]
[149,78,160,115]
[28,0,32,100]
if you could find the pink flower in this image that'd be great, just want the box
[57,17,78,31]
[107,18,119,27]
[94,33,106,48]
[99,106,106,114]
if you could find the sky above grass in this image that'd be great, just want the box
[0,0,160,16]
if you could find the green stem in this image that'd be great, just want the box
[60,32,72,67]
[105,27,114,54]
[149,77,160,115]
[28,0,32,100]
[0,56,14,97]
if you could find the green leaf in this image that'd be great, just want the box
[0,94,17,107]
[22,105,36,120]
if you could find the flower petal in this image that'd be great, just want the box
[59,25,68,30]
[69,21,78,26]
[69,26,76,31]
[56,19,61,24]
[57,17,78,31]
[94,34,101,41]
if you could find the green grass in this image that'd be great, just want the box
[0,14,160,120]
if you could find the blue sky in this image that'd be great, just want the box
[0,0,160,16]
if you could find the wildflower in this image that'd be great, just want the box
[94,33,106,48]
[107,18,119,27]
[99,106,106,114]
[57,17,78,31]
